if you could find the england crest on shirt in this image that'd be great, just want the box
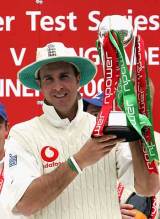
[9,154,17,167]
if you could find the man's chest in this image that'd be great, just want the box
[32,128,90,174]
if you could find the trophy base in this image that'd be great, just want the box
[103,126,141,142]
[101,111,141,142]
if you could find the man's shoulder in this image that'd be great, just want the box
[154,131,160,144]
[10,116,39,133]
[7,116,42,146]
[154,131,160,152]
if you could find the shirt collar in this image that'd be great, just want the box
[42,99,84,128]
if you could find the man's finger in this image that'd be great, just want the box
[93,135,117,142]
[121,208,136,217]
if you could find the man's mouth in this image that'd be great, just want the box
[54,93,67,98]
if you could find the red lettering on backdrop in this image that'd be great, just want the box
[0,2,160,134]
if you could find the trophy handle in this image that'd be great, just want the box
[129,23,138,77]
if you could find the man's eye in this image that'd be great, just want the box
[41,77,53,85]
[61,75,68,79]
[43,77,52,81]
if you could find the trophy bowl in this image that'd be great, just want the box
[98,15,133,47]
[103,111,141,142]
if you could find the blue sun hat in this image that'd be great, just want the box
[0,103,8,121]
[18,42,97,90]
[83,92,104,111]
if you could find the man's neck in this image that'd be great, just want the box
[56,103,78,122]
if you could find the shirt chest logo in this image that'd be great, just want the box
[41,146,59,162]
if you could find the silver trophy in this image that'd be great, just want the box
[98,15,140,141]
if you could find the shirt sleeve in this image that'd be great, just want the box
[1,137,42,212]
[116,142,136,204]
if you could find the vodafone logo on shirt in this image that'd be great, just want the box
[41,146,59,162]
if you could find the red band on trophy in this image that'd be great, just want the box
[92,34,120,136]
[135,35,158,174]
[149,196,157,219]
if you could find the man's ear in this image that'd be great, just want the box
[76,75,81,91]
[5,122,9,138]
[76,74,80,85]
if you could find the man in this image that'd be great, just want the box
[1,42,159,219]
[0,103,8,161]
[0,103,10,218]
[0,104,22,219]
[0,104,9,190]
[83,92,103,117]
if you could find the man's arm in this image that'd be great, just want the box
[13,161,77,216]
[129,141,160,196]
[13,135,123,216]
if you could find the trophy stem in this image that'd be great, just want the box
[101,44,106,76]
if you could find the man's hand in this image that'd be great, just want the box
[120,203,136,219]
[74,135,125,170]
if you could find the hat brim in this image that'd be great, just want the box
[18,56,97,90]
[0,114,7,121]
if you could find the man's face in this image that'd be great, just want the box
[38,62,80,119]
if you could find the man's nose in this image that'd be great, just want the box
[53,80,63,91]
